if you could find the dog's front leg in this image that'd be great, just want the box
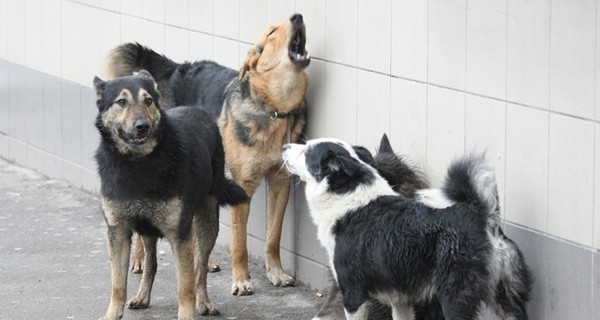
[391,302,415,320]
[194,197,220,315]
[127,235,158,309]
[265,170,294,287]
[100,225,132,320]
[344,303,370,320]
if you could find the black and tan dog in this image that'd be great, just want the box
[105,14,310,295]
[93,71,247,319]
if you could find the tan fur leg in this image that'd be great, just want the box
[167,232,196,320]
[130,234,145,273]
[194,197,220,315]
[229,175,261,296]
[230,202,253,295]
[265,170,294,287]
[100,227,132,320]
[127,236,158,309]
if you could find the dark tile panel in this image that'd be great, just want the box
[8,63,28,141]
[504,223,548,320]
[60,81,82,164]
[0,60,8,134]
[43,74,62,155]
[593,252,600,320]
[21,67,44,148]
[80,87,99,171]
[545,237,592,319]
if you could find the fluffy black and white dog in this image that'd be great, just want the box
[283,137,531,320]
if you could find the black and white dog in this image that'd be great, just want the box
[283,137,531,320]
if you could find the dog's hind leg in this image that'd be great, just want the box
[100,225,132,320]
[265,170,295,287]
[127,236,158,309]
[130,234,145,273]
[230,200,254,295]
[193,197,220,315]
[166,231,196,320]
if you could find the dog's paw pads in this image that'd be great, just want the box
[127,297,150,309]
[198,302,220,316]
[231,280,254,296]
[267,268,295,287]
[130,261,144,274]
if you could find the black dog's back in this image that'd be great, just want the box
[167,62,238,118]
[107,43,238,119]
[167,107,247,207]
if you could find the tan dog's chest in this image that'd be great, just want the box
[220,114,293,177]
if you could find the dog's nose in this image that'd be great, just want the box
[290,14,303,25]
[135,118,150,133]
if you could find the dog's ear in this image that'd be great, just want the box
[353,146,375,167]
[136,69,154,81]
[239,45,262,80]
[93,76,106,96]
[378,133,394,154]
[324,152,360,177]
[135,69,159,92]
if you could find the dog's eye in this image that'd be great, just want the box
[144,97,154,106]
[115,98,127,106]
[267,27,277,37]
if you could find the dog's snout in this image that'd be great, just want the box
[290,14,303,25]
[135,118,150,133]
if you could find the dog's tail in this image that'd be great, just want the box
[219,179,249,207]
[442,153,500,228]
[104,42,179,81]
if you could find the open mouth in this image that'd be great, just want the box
[119,129,148,146]
[129,135,148,145]
[288,27,311,68]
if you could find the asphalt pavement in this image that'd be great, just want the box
[0,157,328,320]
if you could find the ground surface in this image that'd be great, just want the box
[0,158,327,320]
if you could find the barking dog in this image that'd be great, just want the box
[94,71,247,320]
[105,13,310,296]
[283,138,532,320]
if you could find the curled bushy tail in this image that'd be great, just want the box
[220,179,249,207]
[105,42,179,81]
[442,153,499,227]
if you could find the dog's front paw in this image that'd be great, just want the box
[197,301,220,315]
[267,267,295,287]
[127,295,150,309]
[231,279,254,296]
[98,312,122,320]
